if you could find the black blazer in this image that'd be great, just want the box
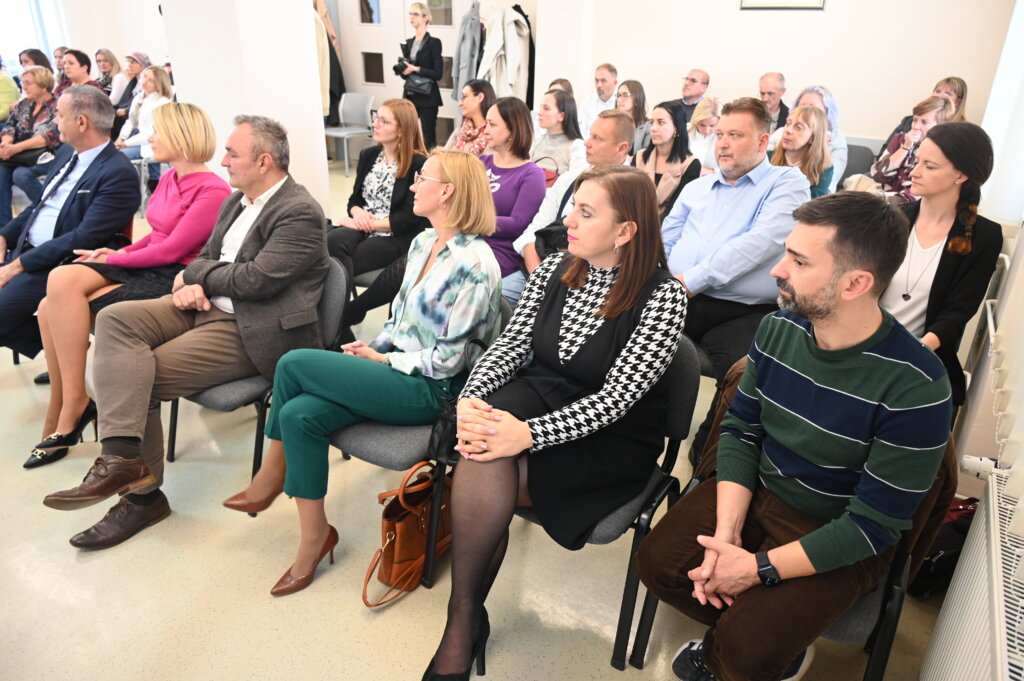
[346,146,430,250]
[901,201,1003,405]
[776,101,790,131]
[400,33,443,107]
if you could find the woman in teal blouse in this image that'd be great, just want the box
[223,150,502,596]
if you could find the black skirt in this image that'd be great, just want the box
[71,262,185,315]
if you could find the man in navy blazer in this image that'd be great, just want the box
[0,85,140,357]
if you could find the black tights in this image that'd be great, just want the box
[344,257,408,328]
[431,454,530,674]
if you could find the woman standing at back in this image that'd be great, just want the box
[397,2,443,149]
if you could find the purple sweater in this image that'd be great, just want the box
[106,169,231,268]
[479,155,546,277]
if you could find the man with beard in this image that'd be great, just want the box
[636,192,953,681]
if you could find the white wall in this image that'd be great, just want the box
[536,0,1016,141]
[62,0,169,70]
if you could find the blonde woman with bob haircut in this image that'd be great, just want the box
[328,98,431,279]
[26,102,231,469]
[771,105,833,197]
[224,149,503,597]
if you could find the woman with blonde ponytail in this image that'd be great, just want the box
[879,122,1002,408]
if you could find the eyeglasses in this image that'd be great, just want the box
[683,77,706,85]
[615,93,632,99]
[371,112,395,127]
[413,172,446,185]
[409,12,423,16]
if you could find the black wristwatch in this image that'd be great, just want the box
[756,551,782,587]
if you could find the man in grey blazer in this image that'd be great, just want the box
[43,115,330,549]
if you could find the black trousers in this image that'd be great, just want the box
[326,228,407,281]
[0,249,48,357]
[684,294,777,461]
[416,105,438,149]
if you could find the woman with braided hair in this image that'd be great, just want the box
[880,122,1001,408]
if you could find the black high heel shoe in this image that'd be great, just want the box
[23,447,70,469]
[422,608,490,680]
[34,399,98,451]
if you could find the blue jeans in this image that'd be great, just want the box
[119,145,162,181]
[501,270,526,307]
[0,156,53,223]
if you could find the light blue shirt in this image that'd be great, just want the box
[27,142,109,247]
[662,157,810,305]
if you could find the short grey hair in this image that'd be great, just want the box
[62,85,115,133]
[233,114,290,172]
[760,72,786,89]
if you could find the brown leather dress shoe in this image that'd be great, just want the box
[69,493,171,550]
[43,455,156,511]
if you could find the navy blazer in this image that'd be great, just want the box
[0,142,141,272]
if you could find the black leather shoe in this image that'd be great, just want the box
[69,493,171,550]
[34,371,50,385]
[24,447,69,469]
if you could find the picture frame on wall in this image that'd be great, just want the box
[740,0,825,9]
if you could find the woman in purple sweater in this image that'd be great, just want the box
[480,97,546,304]
[25,103,231,469]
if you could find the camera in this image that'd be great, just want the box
[392,57,407,76]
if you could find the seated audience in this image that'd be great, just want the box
[688,97,721,176]
[578,63,617,138]
[112,52,149,138]
[327,98,429,280]
[880,122,1002,411]
[548,78,573,94]
[679,69,710,123]
[0,86,140,358]
[42,115,330,550]
[0,66,59,222]
[444,78,495,155]
[637,192,952,681]
[663,97,809,457]
[116,65,173,184]
[532,88,585,180]
[26,103,230,469]
[770,105,834,198]
[94,49,129,103]
[516,109,634,274]
[759,72,788,134]
[19,49,53,72]
[53,49,102,98]
[422,165,687,679]
[872,95,953,204]
[224,150,503,596]
[633,99,701,221]
[480,96,546,304]
[769,85,846,193]
[615,79,650,156]
[883,76,968,150]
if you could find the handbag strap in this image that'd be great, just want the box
[376,460,436,511]
[361,532,453,608]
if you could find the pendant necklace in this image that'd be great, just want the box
[901,229,943,301]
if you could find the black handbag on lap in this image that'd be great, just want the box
[0,147,48,168]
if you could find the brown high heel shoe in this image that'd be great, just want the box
[270,525,339,597]
[222,483,284,513]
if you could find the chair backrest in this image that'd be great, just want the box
[318,257,348,349]
[499,296,514,331]
[664,334,702,442]
[340,93,374,128]
[839,144,875,188]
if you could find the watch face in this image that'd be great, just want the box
[759,569,781,587]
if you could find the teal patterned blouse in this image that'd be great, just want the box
[371,229,502,378]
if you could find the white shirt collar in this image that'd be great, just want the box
[240,175,288,208]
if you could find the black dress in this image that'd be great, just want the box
[460,253,688,549]
[75,262,183,315]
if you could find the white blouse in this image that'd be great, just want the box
[880,228,946,337]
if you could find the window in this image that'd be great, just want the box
[426,0,453,26]
[362,52,384,85]
[360,0,380,24]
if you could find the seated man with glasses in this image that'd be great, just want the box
[678,69,711,124]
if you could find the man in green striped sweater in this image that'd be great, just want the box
[637,192,953,681]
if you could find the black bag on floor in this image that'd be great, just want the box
[908,497,978,598]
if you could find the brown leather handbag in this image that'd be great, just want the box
[362,460,452,607]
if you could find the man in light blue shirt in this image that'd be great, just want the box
[663,97,809,460]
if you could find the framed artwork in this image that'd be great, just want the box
[740,0,825,8]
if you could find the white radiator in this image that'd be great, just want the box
[920,472,1024,680]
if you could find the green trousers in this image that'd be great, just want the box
[265,348,454,499]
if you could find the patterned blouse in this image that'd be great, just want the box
[362,151,398,225]
[452,117,488,155]
[372,230,503,379]
[461,252,688,450]
[1,97,60,149]
[871,131,919,203]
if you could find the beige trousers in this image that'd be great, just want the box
[92,295,260,494]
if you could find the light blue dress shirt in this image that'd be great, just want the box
[27,142,109,247]
[662,157,810,305]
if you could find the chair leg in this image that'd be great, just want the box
[420,460,449,589]
[611,525,649,670]
[343,139,350,177]
[166,398,179,462]
[12,350,20,365]
[248,391,271,518]
[861,558,910,681]
[629,591,661,669]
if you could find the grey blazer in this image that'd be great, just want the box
[450,1,481,102]
[183,176,329,379]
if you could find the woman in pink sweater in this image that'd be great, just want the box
[26,102,231,469]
